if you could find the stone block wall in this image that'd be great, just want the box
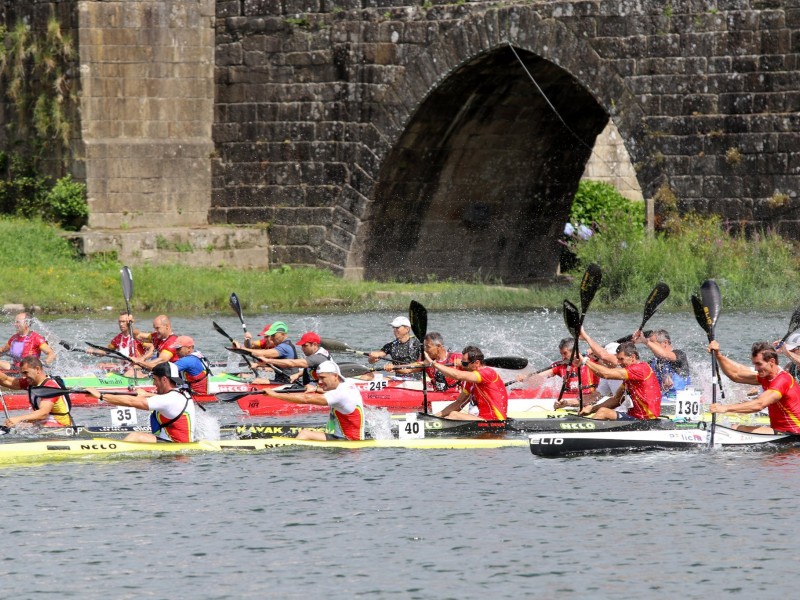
[77,0,215,229]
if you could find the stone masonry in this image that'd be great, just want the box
[4,1,800,280]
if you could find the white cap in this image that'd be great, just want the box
[604,342,620,354]
[390,316,411,328]
[785,331,800,350]
[317,360,343,380]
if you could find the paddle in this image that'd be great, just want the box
[216,384,305,403]
[615,283,671,343]
[776,306,800,348]
[555,299,583,408]
[338,363,377,378]
[120,266,138,386]
[572,264,602,410]
[59,340,128,361]
[483,356,528,370]
[409,300,429,413]
[30,386,134,400]
[225,346,291,380]
[229,293,248,336]
[319,337,392,361]
[695,279,722,447]
[85,342,134,363]
[212,321,260,377]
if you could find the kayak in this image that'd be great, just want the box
[237,385,575,416]
[0,436,528,464]
[529,424,800,458]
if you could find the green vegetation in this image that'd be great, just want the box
[569,180,644,231]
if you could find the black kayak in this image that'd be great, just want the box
[529,424,800,458]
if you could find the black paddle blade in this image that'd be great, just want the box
[229,293,247,328]
[59,340,75,351]
[409,300,428,343]
[120,266,134,307]
[579,263,603,316]
[30,386,78,399]
[699,280,722,331]
[563,300,581,338]
[641,283,670,329]
[691,294,713,340]
[483,356,528,370]
[319,338,352,352]
[216,390,257,403]
[782,306,800,342]
[338,362,372,378]
[212,321,235,343]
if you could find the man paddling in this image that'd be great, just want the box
[516,337,598,396]
[86,362,196,443]
[578,342,662,420]
[0,312,56,370]
[368,316,422,378]
[632,328,691,397]
[707,340,800,433]
[0,356,72,428]
[133,315,179,369]
[261,360,364,440]
[87,311,150,376]
[430,345,508,421]
[171,336,212,395]
[243,321,298,384]
[248,331,332,391]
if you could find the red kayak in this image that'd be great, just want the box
[237,382,576,416]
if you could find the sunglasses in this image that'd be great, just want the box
[460,360,472,367]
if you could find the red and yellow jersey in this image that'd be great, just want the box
[464,366,508,420]
[551,362,599,392]
[19,377,72,426]
[758,369,800,433]
[623,361,662,419]
[152,333,178,362]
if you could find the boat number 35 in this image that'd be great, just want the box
[368,380,388,391]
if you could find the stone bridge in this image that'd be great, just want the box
[3,1,800,282]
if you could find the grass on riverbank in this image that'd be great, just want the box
[1,216,799,314]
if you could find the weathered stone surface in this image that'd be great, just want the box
[4,1,800,279]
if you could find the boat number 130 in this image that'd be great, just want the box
[676,400,700,418]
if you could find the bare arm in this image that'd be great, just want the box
[580,328,618,365]
[262,388,329,406]
[708,341,759,385]
[585,358,628,381]
[5,399,55,426]
[709,389,780,414]
[40,342,56,365]
[432,362,481,384]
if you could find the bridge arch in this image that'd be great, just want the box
[348,13,644,282]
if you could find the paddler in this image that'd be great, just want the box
[0,312,56,370]
[132,314,179,369]
[379,332,463,391]
[429,345,508,421]
[86,311,150,376]
[85,362,196,443]
[242,321,299,384]
[632,328,691,397]
[261,360,364,440]
[368,316,422,378]
[247,331,332,391]
[0,356,72,428]
[578,342,662,420]
[707,340,800,433]
[515,337,598,396]
[170,336,212,395]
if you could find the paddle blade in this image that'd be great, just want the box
[120,266,134,306]
[579,263,603,316]
[691,294,713,341]
[30,386,74,399]
[338,362,372,378]
[699,280,721,330]
[59,340,75,351]
[563,300,581,338]
[229,293,247,331]
[483,356,528,370]
[782,306,800,342]
[216,390,256,403]
[409,300,428,343]
[212,321,235,343]
[319,338,352,352]
[640,283,670,329]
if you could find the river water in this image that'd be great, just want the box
[0,309,795,599]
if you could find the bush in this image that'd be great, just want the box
[570,180,644,231]
[44,175,88,231]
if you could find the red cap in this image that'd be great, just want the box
[257,323,273,336]
[297,332,321,346]
[170,335,194,349]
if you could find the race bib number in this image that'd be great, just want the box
[110,407,138,427]
[368,380,388,391]
[674,389,702,420]
[398,413,424,439]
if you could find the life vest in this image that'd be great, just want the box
[182,351,212,394]
[149,389,194,442]
[28,376,73,427]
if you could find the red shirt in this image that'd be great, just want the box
[551,362,599,392]
[152,333,178,362]
[623,361,662,419]
[425,352,463,390]
[758,369,800,433]
[7,331,47,364]
[464,366,508,420]
[109,333,145,358]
